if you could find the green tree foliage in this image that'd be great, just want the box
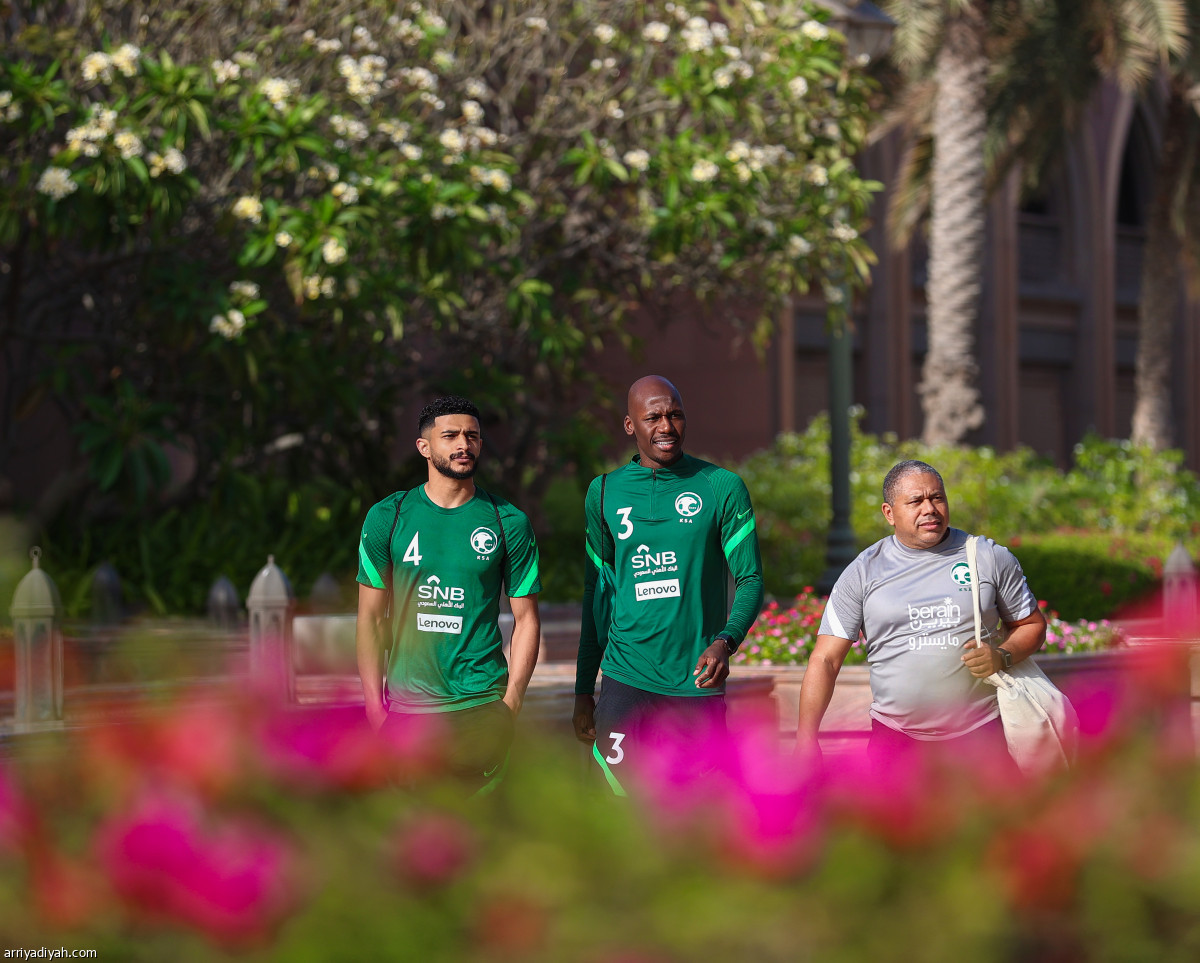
[0,0,881,543]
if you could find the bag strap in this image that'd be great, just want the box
[966,535,983,645]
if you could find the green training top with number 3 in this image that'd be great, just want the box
[576,453,764,698]
[357,485,541,713]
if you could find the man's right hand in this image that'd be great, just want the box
[572,694,597,743]
[365,700,388,733]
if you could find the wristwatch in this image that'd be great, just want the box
[714,633,737,656]
[996,647,1014,670]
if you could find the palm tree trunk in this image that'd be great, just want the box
[920,2,988,446]
[1131,80,1189,451]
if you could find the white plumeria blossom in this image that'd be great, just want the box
[401,144,424,161]
[399,66,437,91]
[113,130,143,159]
[303,275,322,299]
[462,100,484,124]
[801,21,829,41]
[81,52,113,84]
[259,76,299,110]
[274,231,293,247]
[734,162,752,183]
[830,223,858,242]
[212,59,241,84]
[147,147,187,176]
[332,182,360,204]
[322,237,348,264]
[804,164,828,185]
[690,158,719,183]
[623,149,650,172]
[787,235,813,257]
[642,21,670,43]
[464,78,488,100]
[593,24,616,44]
[36,167,77,200]
[210,309,246,339]
[230,280,260,300]
[232,195,264,223]
[111,43,140,77]
[681,17,714,52]
[438,128,465,153]
[788,76,809,98]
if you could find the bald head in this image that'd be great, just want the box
[627,375,682,416]
[624,375,687,468]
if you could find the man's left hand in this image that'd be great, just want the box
[961,639,1000,678]
[694,641,730,688]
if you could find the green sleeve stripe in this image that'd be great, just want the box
[512,564,540,597]
[591,742,628,797]
[359,541,386,589]
[585,540,604,572]
[723,517,756,557]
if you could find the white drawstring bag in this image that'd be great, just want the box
[968,536,1079,776]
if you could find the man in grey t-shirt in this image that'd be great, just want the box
[795,460,1046,767]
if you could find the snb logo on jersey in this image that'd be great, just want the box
[950,562,972,587]
[631,544,677,570]
[417,575,465,603]
[470,527,498,558]
[675,492,702,519]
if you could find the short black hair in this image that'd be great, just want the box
[883,460,944,504]
[418,396,481,434]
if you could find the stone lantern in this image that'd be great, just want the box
[9,547,64,726]
[207,575,241,630]
[246,555,295,701]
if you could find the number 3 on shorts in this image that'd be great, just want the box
[605,731,626,765]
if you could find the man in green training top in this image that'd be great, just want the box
[573,375,764,794]
[356,396,542,794]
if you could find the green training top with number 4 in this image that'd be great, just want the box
[576,454,764,698]
[357,485,541,713]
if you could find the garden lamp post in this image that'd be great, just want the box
[815,0,894,595]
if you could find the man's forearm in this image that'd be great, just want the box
[355,615,387,708]
[723,569,765,642]
[795,659,840,747]
[504,607,541,713]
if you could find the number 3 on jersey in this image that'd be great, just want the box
[615,507,634,540]
[402,532,422,566]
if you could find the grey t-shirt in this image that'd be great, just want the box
[819,528,1038,739]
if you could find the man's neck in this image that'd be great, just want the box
[423,474,476,508]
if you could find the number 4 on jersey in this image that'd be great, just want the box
[402,532,422,566]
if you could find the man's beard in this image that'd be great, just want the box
[432,451,477,479]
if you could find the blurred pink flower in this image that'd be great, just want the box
[96,790,295,945]
[393,810,476,887]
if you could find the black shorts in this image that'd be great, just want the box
[384,699,513,796]
[591,676,727,796]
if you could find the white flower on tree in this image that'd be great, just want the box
[593,24,616,44]
[642,21,670,43]
[322,237,348,264]
[113,130,143,159]
[211,59,241,84]
[232,196,264,223]
[111,44,141,77]
[690,158,719,183]
[36,167,77,200]
[81,52,113,84]
[623,149,650,172]
[788,76,809,99]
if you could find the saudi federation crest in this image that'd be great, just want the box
[950,562,972,586]
[470,527,498,556]
[675,492,703,517]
